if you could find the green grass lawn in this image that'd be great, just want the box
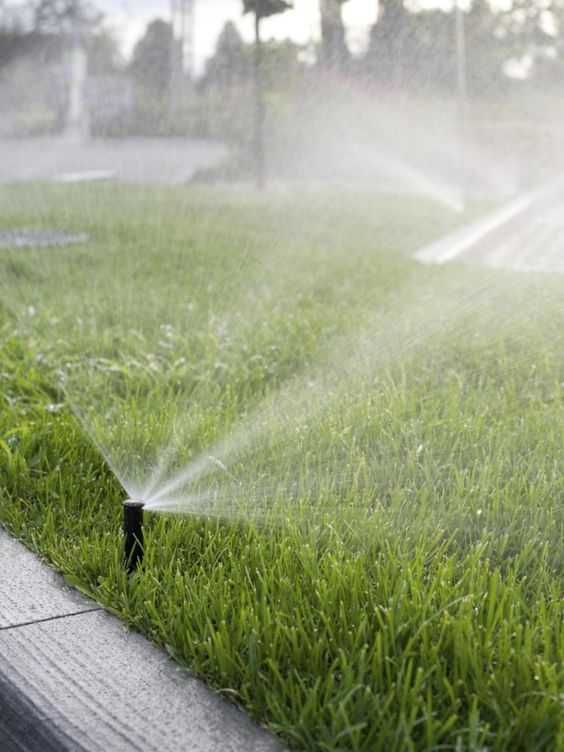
[0,184,563,751]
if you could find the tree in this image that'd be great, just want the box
[0,0,100,70]
[497,0,559,48]
[242,0,292,188]
[364,0,508,94]
[494,0,564,81]
[319,0,350,74]
[130,19,173,100]
[365,0,413,87]
[203,20,248,89]
[127,19,175,135]
[242,0,292,18]
[0,9,29,70]
[87,28,123,76]
[464,0,508,94]
[31,0,101,34]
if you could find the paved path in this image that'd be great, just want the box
[0,138,228,185]
[0,529,282,752]
[415,178,564,274]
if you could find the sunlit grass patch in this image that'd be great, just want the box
[0,184,563,752]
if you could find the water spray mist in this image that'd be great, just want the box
[123,500,144,574]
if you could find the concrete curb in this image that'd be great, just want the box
[0,529,282,752]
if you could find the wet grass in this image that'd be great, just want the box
[0,184,563,751]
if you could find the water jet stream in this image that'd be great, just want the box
[142,269,545,516]
[416,177,564,271]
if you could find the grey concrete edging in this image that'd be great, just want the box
[0,529,282,752]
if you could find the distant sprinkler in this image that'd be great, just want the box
[123,500,145,574]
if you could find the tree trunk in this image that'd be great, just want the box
[65,1,89,140]
[253,11,266,189]
[319,0,348,74]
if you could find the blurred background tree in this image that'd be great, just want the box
[242,0,292,188]
[203,20,248,90]
[0,0,102,135]
[2,0,564,163]
[319,0,350,74]
[364,0,509,94]
[86,28,121,76]
[130,19,173,100]
[496,0,564,82]
[127,20,176,135]
[31,0,100,34]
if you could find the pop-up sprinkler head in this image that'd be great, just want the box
[123,500,144,574]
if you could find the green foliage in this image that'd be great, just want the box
[86,29,123,76]
[32,0,101,34]
[366,1,507,94]
[319,0,351,73]
[243,0,293,20]
[203,21,249,89]
[365,0,564,90]
[130,19,173,98]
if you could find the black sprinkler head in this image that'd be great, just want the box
[123,500,144,574]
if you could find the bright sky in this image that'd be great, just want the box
[93,0,380,72]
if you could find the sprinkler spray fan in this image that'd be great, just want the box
[123,500,144,574]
